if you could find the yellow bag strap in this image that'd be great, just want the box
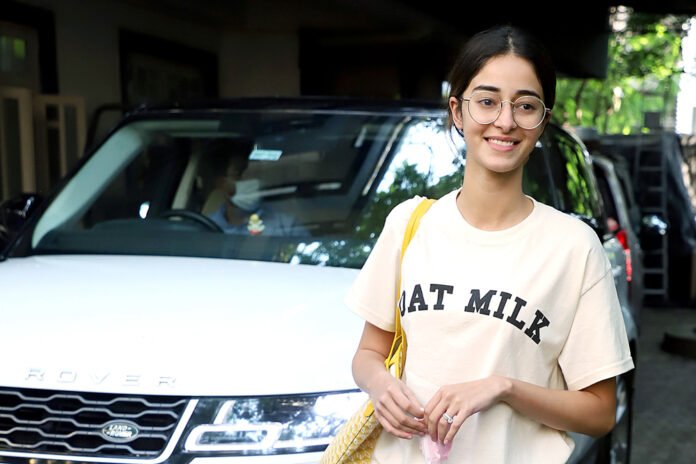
[384,198,435,377]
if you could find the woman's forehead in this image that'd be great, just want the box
[467,54,544,98]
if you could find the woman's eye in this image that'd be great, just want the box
[479,99,496,107]
[517,102,537,112]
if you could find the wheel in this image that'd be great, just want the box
[158,209,223,232]
[596,373,633,464]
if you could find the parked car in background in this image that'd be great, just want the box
[575,127,645,328]
[0,193,43,248]
[0,98,636,464]
[527,126,638,464]
[599,131,696,306]
[591,153,645,327]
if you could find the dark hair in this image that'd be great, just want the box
[447,25,556,131]
[205,137,253,177]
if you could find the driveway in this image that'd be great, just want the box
[632,306,696,463]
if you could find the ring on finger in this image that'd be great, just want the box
[442,412,455,424]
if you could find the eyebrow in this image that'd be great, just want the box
[471,85,543,100]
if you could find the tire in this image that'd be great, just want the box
[596,373,633,464]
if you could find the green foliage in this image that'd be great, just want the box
[553,11,691,134]
[355,161,462,241]
[283,160,462,269]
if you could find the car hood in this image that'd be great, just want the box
[0,255,365,396]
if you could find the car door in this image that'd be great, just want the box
[542,125,637,464]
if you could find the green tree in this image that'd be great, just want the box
[355,161,461,241]
[553,9,691,134]
[283,161,462,269]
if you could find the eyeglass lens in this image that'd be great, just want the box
[466,91,546,129]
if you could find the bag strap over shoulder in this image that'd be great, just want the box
[385,197,435,377]
[400,198,436,262]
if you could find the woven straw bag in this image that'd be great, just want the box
[320,198,435,464]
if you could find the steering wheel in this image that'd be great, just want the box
[158,209,224,232]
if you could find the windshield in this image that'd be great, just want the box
[29,109,463,268]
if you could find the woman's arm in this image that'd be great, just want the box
[502,376,616,436]
[352,322,428,439]
[424,376,616,445]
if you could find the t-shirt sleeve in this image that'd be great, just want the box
[344,197,423,332]
[558,240,635,391]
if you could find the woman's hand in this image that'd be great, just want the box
[352,322,428,440]
[424,375,617,446]
[369,370,427,439]
[424,375,510,445]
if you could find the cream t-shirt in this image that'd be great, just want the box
[345,190,634,464]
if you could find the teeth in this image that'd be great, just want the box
[489,139,515,146]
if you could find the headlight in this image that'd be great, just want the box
[185,390,367,454]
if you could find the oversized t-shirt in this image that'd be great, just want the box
[345,190,634,464]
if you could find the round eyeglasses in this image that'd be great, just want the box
[459,91,550,129]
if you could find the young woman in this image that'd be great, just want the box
[346,25,634,463]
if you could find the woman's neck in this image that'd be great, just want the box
[457,168,532,231]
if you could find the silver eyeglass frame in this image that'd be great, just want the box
[458,93,551,130]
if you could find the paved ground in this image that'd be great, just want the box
[632,306,696,464]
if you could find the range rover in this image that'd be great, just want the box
[0,98,636,464]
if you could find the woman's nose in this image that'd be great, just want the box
[494,101,517,131]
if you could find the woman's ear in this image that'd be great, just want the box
[449,96,464,135]
[539,110,552,133]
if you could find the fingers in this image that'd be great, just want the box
[443,413,464,445]
[429,406,465,444]
[425,390,468,444]
[373,382,427,438]
[437,411,455,444]
[402,387,426,420]
[412,377,505,445]
[375,404,425,438]
[424,391,446,441]
[391,395,428,435]
[433,409,450,443]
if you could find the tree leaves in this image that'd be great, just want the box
[553,11,691,134]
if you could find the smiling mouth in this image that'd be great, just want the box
[486,137,519,147]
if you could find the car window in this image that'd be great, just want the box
[27,110,461,269]
[593,163,619,227]
[522,144,554,205]
[544,126,603,223]
[84,138,191,225]
[358,119,462,239]
[607,154,642,232]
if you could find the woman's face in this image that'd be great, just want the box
[449,53,549,175]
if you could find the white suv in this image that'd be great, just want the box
[0,98,636,464]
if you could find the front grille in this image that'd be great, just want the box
[0,387,189,459]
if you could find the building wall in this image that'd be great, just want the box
[219,32,299,98]
[13,0,301,118]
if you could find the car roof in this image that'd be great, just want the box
[123,96,449,119]
[114,96,570,141]
[591,153,614,169]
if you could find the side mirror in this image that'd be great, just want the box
[567,212,605,240]
[0,193,43,249]
[639,214,668,250]
[640,214,668,237]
